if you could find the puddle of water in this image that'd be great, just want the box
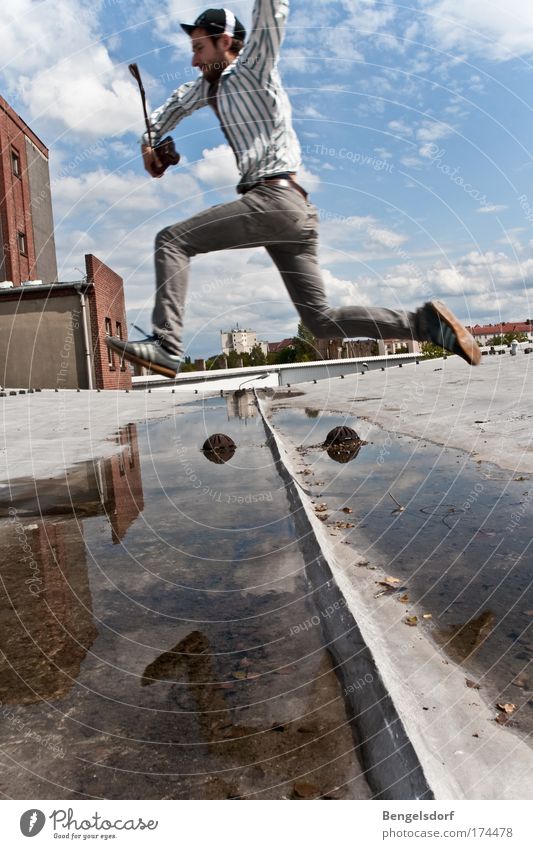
[270,407,533,734]
[0,397,371,800]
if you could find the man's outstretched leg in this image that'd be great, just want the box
[105,194,267,377]
[265,202,481,366]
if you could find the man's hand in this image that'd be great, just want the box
[142,144,163,178]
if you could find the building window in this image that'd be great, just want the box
[105,317,114,367]
[17,231,27,255]
[11,149,21,177]
[116,321,126,370]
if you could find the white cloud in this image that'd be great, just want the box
[388,119,414,138]
[477,204,508,214]
[422,0,533,61]
[0,0,140,138]
[191,145,240,189]
[317,214,409,267]
[416,119,454,144]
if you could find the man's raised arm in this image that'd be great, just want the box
[239,0,290,75]
[141,77,207,147]
[141,76,207,177]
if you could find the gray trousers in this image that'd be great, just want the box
[153,181,419,356]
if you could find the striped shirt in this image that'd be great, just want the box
[144,0,301,192]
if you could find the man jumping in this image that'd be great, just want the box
[106,2,481,377]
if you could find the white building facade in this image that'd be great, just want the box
[221,327,268,356]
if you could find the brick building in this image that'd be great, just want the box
[466,321,533,346]
[0,94,57,287]
[0,95,130,389]
[0,254,132,390]
[85,254,131,390]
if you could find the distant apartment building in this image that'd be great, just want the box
[466,321,533,346]
[0,95,130,389]
[221,326,268,356]
[377,338,420,356]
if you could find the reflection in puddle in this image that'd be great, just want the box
[270,406,533,735]
[0,425,143,706]
[0,400,370,800]
[435,611,496,664]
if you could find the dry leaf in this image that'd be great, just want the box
[495,713,510,725]
[496,703,516,714]
[511,675,529,689]
[341,507,353,513]
[465,679,481,690]
[405,615,418,626]
[376,577,401,591]
[422,613,433,619]
[315,504,328,513]
[232,671,248,680]
[399,593,409,604]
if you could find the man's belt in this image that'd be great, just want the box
[262,177,308,200]
[242,173,308,200]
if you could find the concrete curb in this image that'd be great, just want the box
[257,392,433,800]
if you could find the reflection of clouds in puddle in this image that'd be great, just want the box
[271,405,533,734]
[0,399,369,799]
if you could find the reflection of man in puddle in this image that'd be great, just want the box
[142,631,249,743]
[106,2,481,379]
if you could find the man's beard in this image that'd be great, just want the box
[201,58,229,83]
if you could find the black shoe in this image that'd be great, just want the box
[105,334,182,378]
[420,301,481,366]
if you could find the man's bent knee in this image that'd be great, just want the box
[155,224,192,255]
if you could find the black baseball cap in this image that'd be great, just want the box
[180,8,246,41]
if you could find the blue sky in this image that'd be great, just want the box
[1,0,532,358]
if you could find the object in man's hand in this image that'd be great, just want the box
[129,62,180,176]
[151,136,180,175]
